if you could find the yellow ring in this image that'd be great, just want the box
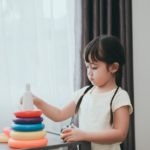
[0,133,9,143]
[8,138,48,149]
[10,130,46,140]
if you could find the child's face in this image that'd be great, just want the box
[85,60,115,87]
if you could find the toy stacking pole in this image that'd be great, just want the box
[22,84,33,110]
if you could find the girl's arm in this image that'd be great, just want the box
[33,96,76,122]
[61,106,130,144]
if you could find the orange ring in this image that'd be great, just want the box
[8,138,48,149]
[14,110,42,118]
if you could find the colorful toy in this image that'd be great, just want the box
[8,84,48,149]
[8,110,47,148]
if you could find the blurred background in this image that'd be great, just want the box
[0,0,149,150]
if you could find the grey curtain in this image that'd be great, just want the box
[75,0,135,150]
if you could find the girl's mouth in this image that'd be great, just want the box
[90,78,94,81]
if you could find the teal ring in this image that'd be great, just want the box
[11,123,45,131]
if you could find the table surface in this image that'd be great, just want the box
[0,132,91,150]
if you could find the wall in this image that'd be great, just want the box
[132,0,150,149]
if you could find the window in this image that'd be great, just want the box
[0,0,75,131]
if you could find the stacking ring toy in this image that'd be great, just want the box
[10,130,46,140]
[8,138,48,149]
[13,117,43,124]
[14,110,42,118]
[11,123,45,131]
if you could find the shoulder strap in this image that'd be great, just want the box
[75,85,119,125]
[110,86,120,124]
[75,85,93,113]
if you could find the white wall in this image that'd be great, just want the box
[132,0,150,149]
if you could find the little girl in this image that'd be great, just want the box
[31,35,133,150]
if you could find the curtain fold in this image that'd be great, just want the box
[75,0,135,150]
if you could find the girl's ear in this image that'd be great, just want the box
[109,62,119,73]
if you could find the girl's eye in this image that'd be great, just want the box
[86,65,89,69]
[92,67,98,70]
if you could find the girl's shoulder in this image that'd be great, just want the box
[112,87,133,114]
[117,87,130,97]
[72,85,91,103]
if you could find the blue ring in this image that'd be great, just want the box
[11,123,45,131]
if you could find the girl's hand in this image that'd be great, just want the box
[31,94,43,106]
[60,124,86,142]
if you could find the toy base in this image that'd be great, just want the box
[8,138,48,149]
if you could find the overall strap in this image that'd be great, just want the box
[75,85,93,113]
[110,86,120,124]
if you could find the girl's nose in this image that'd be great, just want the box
[87,68,93,76]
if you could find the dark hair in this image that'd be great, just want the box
[84,35,125,86]
[75,85,93,114]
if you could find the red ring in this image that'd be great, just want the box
[14,110,42,118]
